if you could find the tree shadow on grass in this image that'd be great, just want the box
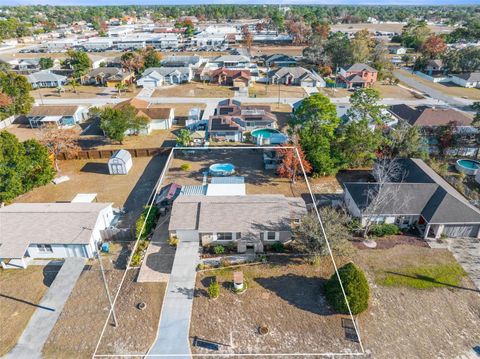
[255,274,334,316]
[384,271,480,293]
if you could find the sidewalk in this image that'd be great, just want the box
[4,258,85,359]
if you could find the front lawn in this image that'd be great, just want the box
[376,263,467,289]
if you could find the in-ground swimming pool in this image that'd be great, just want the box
[455,159,480,176]
[251,128,288,145]
[209,163,235,176]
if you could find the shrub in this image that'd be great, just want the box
[271,242,285,252]
[135,205,159,240]
[180,163,190,171]
[369,223,400,237]
[324,262,369,315]
[213,245,225,255]
[207,279,220,299]
[130,251,142,267]
[169,236,178,247]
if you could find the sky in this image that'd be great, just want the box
[2,0,480,5]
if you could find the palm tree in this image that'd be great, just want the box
[176,129,194,147]
[70,78,79,94]
[56,86,64,97]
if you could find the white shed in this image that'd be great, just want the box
[108,150,132,175]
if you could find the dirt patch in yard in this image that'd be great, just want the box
[373,83,417,100]
[31,86,140,99]
[153,82,234,98]
[43,265,166,359]
[248,83,307,99]
[191,258,362,355]
[354,245,480,359]
[0,266,59,356]
[249,45,306,57]
[15,155,167,226]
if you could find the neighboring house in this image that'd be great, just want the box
[210,68,251,87]
[343,158,480,239]
[414,59,448,82]
[425,59,444,74]
[264,54,297,67]
[338,63,378,88]
[10,58,41,73]
[168,194,306,253]
[389,104,474,128]
[268,67,325,87]
[208,116,245,142]
[0,202,114,269]
[114,98,174,132]
[26,105,89,128]
[27,70,67,89]
[137,67,193,87]
[449,72,480,88]
[388,46,407,55]
[212,54,251,69]
[161,55,203,68]
[83,67,134,87]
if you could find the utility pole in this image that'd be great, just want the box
[96,248,118,327]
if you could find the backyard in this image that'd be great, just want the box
[248,83,307,99]
[0,266,59,356]
[15,155,168,226]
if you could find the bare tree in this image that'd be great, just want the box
[362,158,408,238]
[40,126,81,171]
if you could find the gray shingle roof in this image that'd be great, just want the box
[0,202,112,258]
[269,67,321,81]
[27,70,67,83]
[451,72,480,82]
[169,195,306,233]
[141,67,191,77]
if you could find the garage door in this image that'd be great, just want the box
[141,80,157,88]
[301,80,314,87]
[176,230,199,242]
[443,224,480,238]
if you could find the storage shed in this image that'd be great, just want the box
[108,150,132,175]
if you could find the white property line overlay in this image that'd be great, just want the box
[92,145,366,358]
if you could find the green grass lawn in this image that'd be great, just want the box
[376,263,467,289]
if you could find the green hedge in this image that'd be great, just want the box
[369,223,400,237]
[324,262,369,315]
[135,205,159,240]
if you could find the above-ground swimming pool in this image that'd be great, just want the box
[209,163,235,176]
[251,128,288,145]
[455,159,480,176]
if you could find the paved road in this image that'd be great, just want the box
[4,258,85,359]
[36,96,442,107]
[393,69,474,110]
[147,240,199,358]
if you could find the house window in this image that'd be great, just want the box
[217,232,233,241]
[37,244,53,253]
[266,232,277,241]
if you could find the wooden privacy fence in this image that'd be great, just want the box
[58,147,171,160]
[100,228,135,242]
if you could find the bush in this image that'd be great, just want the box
[271,242,285,252]
[324,262,369,315]
[169,236,178,247]
[207,279,220,299]
[213,245,225,255]
[369,223,400,237]
[180,163,190,171]
[135,205,159,240]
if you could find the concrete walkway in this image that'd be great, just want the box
[148,239,199,358]
[137,217,176,283]
[5,257,86,359]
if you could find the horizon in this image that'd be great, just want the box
[1,0,480,6]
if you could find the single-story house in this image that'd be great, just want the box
[389,104,474,128]
[26,105,89,128]
[0,202,114,268]
[168,194,306,252]
[27,70,67,89]
[114,98,174,132]
[210,68,251,87]
[343,158,480,239]
[264,54,297,68]
[83,67,134,87]
[207,116,245,142]
[161,55,203,68]
[136,67,193,87]
[338,63,378,88]
[388,46,407,55]
[268,67,325,87]
[425,59,444,74]
[449,72,480,88]
[10,58,41,73]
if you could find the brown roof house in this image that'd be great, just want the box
[114,98,174,133]
[338,63,378,88]
[169,195,307,253]
[83,67,134,87]
[26,105,89,128]
[389,105,473,127]
[210,68,251,88]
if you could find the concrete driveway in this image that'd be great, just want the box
[4,258,85,359]
[147,239,199,358]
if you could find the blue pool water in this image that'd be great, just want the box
[251,128,282,139]
[457,159,480,170]
[209,163,235,175]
